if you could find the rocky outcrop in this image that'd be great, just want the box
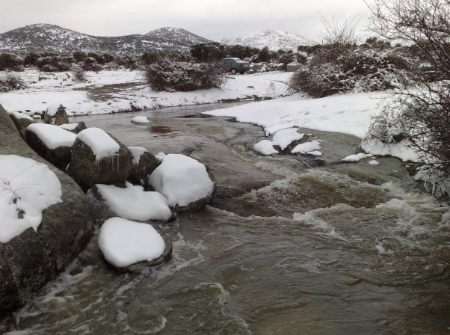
[127,147,159,187]
[67,131,133,192]
[43,104,69,125]
[0,104,94,312]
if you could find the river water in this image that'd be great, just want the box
[2,103,450,335]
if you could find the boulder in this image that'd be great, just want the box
[127,146,159,186]
[67,128,133,192]
[0,104,94,312]
[8,111,35,139]
[43,104,70,125]
[24,123,76,170]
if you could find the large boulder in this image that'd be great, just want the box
[43,104,70,125]
[67,128,133,192]
[0,104,94,312]
[24,123,76,170]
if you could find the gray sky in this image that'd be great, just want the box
[1,0,371,42]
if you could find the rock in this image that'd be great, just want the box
[24,123,76,171]
[67,128,133,192]
[127,146,159,186]
[148,154,215,211]
[0,104,94,312]
[43,104,70,125]
[60,122,87,134]
[98,217,172,273]
[8,111,35,139]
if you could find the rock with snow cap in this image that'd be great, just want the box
[67,127,133,191]
[127,146,159,187]
[8,111,35,139]
[43,103,69,125]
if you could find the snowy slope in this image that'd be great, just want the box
[221,30,314,51]
[0,24,211,54]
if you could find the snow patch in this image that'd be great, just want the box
[291,140,321,154]
[128,146,147,165]
[27,123,76,149]
[95,183,171,222]
[272,128,304,150]
[361,139,419,162]
[77,128,120,160]
[98,217,165,268]
[131,116,150,124]
[342,153,372,162]
[253,140,278,156]
[0,155,62,243]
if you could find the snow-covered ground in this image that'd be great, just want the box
[0,69,292,116]
[204,92,419,162]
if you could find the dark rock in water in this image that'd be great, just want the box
[60,121,87,134]
[24,125,74,171]
[127,147,159,187]
[0,103,94,312]
[67,129,133,192]
[8,111,34,139]
[43,104,70,125]
[86,185,117,224]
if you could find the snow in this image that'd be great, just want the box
[27,123,76,149]
[128,146,147,165]
[291,140,321,154]
[149,154,214,207]
[361,139,419,162]
[1,69,291,116]
[77,128,120,160]
[342,153,372,162]
[253,140,278,155]
[94,182,171,222]
[306,151,323,156]
[204,92,383,138]
[0,155,62,243]
[9,111,33,120]
[369,160,380,166]
[131,116,150,124]
[272,128,304,150]
[46,103,61,116]
[60,123,79,131]
[98,217,165,268]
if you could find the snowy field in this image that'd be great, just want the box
[0,69,292,116]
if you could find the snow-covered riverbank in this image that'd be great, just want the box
[0,69,292,116]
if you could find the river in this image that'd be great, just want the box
[2,103,450,335]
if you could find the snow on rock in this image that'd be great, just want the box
[27,123,76,149]
[128,146,147,165]
[60,123,79,131]
[95,182,171,222]
[361,139,420,162]
[131,116,150,124]
[342,153,372,162]
[291,140,321,154]
[272,128,304,150]
[0,155,62,243]
[9,111,33,120]
[149,154,214,208]
[46,103,60,116]
[253,140,278,156]
[98,217,165,268]
[306,151,323,156]
[77,127,120,161]
[369,160,380,166]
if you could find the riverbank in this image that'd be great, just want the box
[0,69,293,116]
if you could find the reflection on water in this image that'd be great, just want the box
[2,103,450,335]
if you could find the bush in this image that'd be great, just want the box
[0,54,24,71]
[35,56,72,72]
[145,60,225,92]
[81,57,102,72]
[0,74,26,92]
[73,66,86,82]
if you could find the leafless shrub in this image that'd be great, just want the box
[0,74,26,92]
[144,59,225,92]
[73,66,86,82]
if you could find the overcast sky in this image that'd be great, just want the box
[1,0,372,42]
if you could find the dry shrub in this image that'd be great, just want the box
[145,60,225,92]
[0,74,26,92]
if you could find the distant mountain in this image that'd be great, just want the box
[0,24,211,54]
[221,30,314,51]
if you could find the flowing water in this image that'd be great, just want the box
[2,103,450,335]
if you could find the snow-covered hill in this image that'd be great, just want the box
[0,24,211,54]
[221,30,314,51]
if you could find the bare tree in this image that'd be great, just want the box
[365,0,450,181]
